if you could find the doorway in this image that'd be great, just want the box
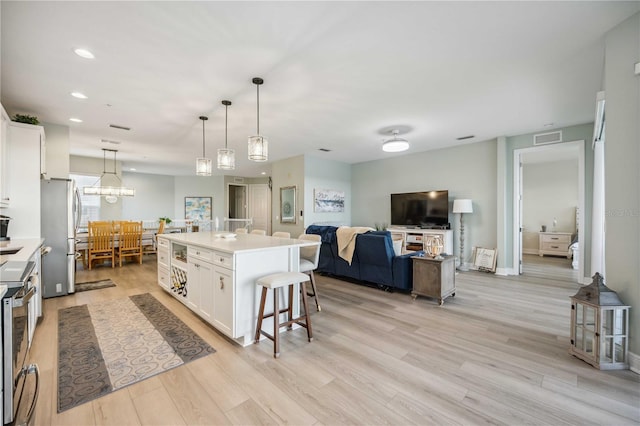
[227,184,247,231]
[513,140,585,283]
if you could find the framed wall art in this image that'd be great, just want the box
[184,196,212,221]
[280,186,296,224]
[314,188,345,212]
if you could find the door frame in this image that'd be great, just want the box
[512,140,585,282]
[226,183,248,220]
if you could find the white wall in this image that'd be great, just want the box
[271,155,305,236]
[121,172,174,221]
[174,175,225,223]
[522,160,578,252]
[351,139,498,262]
[304,156,351,228]
[603,12,640,356]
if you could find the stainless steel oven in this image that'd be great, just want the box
[1,261,39,426]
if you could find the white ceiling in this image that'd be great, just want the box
[2,1,638,177]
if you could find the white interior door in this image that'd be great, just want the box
[249,184,271,235]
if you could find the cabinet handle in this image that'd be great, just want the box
[219,276,224,289]
[551,246,559,249]
[551,237,559,240]
[219,257,224,263]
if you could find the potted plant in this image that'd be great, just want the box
[12,114,40,125]
[159,217,172,225]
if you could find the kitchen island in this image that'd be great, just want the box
[157,232,319,346]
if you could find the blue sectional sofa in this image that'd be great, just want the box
[305,225,422,291]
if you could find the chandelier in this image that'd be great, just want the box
[83,149,135,198]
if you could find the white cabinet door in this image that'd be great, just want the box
[213,265,234,337]
[186,259,201,312]
[197,261,214,322]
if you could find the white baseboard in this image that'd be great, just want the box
[522,248,539,255]
[495,267,514,276]
[629,351,640,374]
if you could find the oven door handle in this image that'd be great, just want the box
[14,363,39,426]
[13,286,35,308]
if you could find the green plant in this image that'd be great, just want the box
[159,217,172,225]
[12,114,40,125]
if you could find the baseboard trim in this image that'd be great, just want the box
[495,267,513,276]
[629,351,640,374]
[522,248,539,255]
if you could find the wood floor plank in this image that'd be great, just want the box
[92,387,142,426]
[131,386,186,426]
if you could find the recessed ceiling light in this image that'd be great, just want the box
[261,172,266,175]
[130,168,137,171]
[74,48,95,59]
[69,118,83,123]
[71,92,87,99]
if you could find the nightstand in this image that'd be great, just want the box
[539,232,572,258]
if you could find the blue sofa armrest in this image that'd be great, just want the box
[392,251,424,291]
[357,232,395,286]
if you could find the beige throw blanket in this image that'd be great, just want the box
[336,226,374,265]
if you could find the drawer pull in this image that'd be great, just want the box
[551,237,559,240]
[219,276,224,289]
[551,246,559,249]
[219,257,224,262]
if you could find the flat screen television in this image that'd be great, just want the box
[391,190,449,228]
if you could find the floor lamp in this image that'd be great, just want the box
[453,199,473,271]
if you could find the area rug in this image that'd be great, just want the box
[57,293,215,412]
[74,279,116,292]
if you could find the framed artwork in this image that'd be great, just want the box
[184,196,212,221]
[314,188,345,212]
[471,247,497,273]
[280,186,296,224]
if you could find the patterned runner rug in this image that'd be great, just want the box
[57,293,215,413]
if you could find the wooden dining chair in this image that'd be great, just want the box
[117,221,143,266]
[235,228,248,234]
[251,229,267,235]
[88,221,115,270]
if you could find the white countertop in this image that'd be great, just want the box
[0,238,45,263]
[159,232,316,254]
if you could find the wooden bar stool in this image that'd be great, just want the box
[254,271,313,358]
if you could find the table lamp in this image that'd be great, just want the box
[453,199,473,271]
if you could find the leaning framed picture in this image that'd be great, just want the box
[184,196,212,221]
[471,247,497,273]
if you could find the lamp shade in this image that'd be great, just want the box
[453,199,473,214]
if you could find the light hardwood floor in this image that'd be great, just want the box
[29,255,639,425]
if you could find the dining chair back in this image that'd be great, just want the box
[117,221,143,266]
[88,221,115,269]
[272,231,291,238]
[297,233,322,311]
[251,229,267,235]
[235,228,248,234]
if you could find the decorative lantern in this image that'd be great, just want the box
[425,235,444,260]
[569,273,630,370]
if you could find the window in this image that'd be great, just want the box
[70,174,101,229]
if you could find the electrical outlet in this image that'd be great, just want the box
[56,283,62,293]
[635,62,640,76]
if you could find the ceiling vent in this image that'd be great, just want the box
[109,124,131,131]
[318,148,331,152]
[233,177,244,183]
[533,130,562,146]
[101,139,121,145]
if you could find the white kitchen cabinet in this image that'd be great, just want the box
[5,122,45,238]
[212,265,234,336]
[0,108,9,207]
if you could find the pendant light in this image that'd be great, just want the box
[248,77,268,162]
[196,115,212,176]
[217,100,235,170]
[83,148,135,198]
[382,129,410,152]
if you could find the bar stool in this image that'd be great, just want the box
[254,271,313,358]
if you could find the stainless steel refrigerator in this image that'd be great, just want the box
[41,178,81,298]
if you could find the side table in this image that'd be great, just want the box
[411,254,456,305]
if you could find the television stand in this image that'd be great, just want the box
[388,227,454,254]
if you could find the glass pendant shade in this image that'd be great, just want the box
[196,115,212,176]
[248,135,268,162]
[249,77,268,162]
[196,157,212,176]
[217,148,235,170]
[217,100,235,170]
